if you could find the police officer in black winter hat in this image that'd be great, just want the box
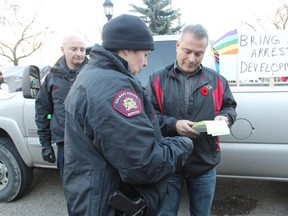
[63,14,194,216]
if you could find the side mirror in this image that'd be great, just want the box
[22,65,40,99]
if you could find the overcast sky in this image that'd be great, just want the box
[35,0,284,40]
[7,0,285,65]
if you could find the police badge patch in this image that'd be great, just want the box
[113,90,142,117]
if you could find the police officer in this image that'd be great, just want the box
[63,14,194,216]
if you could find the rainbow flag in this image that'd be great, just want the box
[212,29,238,55]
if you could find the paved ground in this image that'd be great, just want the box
[1,168,288,215]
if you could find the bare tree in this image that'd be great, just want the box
[272,2,288,29]
[241,1,288,31]
[0,2,50,66]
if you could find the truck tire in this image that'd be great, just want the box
[0,138,33,202]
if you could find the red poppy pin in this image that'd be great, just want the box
[201,87,209,96]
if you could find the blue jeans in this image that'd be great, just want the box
[158,168,216,216]
[57,142,72,216]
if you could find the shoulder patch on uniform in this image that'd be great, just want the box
[113,90,142,118]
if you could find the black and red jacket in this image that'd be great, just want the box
[146,62,237,176]
[35,56,88,147]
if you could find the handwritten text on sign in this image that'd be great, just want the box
[238,31,288,79]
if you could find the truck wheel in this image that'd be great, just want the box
[0,138,33,202]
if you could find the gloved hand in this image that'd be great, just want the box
[41,146,56,163]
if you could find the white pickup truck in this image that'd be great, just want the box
[0,36,287,203]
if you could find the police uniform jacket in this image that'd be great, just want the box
[146,63,237,176]
[35,56,88,146]
[63,44,193,216]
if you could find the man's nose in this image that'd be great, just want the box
[76,49,84,55]
[188,53,196,62]
[143,59,148,68]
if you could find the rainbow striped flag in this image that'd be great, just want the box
[212,29,238,55]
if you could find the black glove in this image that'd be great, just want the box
[42,146,56,163]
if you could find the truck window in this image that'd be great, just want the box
[136,40,176,86]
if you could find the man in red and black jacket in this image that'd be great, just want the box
[146,24,237,216]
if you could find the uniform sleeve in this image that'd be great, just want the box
[35,75,53,146]
[89,78,193,184]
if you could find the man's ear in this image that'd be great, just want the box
[119,49,130,56]
[118,50,131,61]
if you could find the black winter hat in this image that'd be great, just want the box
[102,14,154,51]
